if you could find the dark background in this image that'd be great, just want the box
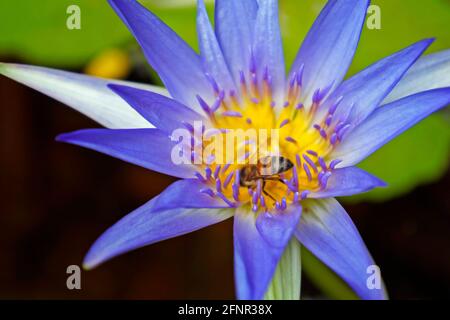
[0,68,449,299]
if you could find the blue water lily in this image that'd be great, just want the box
[1,0,450,300]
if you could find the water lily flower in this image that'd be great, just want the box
[1,0,450,300]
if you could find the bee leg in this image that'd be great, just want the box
[262,180,277,203]
[258,177,285,185]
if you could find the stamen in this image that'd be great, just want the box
[284,179,298,192]
[275,202,281,210]
[330,133,338,145]
[260,195,266,208]
[300,190,310,200]
[222,111,243,118]
[214,165,221,179]
[328,96,344,115]
[232,184,240,201]
[211,90,225,112]
[216,192,236,207]
[292,166,299,187]
[181,121,194,133]
[294,192,300,203]
[325,115,333,127]
[303,154,318,173]
[252,191,258,206]
[215,178,222,193]
[320,172,332,189]
[307,150,318,157]
[223,171,234,188]
[233,169,240,189]
[246,118,253,125]
[318,157,328,172]
[195,171,206,182]
[200,188,215,198]
[205,167,212,180]
[303,163,313,181]
[329,159,342,170]
[196,95,211,115]
[296,64,305,87]
[281,198,287,210]
[222,163,231,174]
[285,136,298,145]
[337,124,352,140]
[296,154,302,167]
[296,103,304,110]
[205,73,220,93]
[279,119,290,128]
[334,121,347,133]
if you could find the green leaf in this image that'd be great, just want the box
[265,239,302,300]
[0,0,131,67]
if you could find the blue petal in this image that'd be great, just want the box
[152,179,231,211]
[253,0,285,104]
[310,167,386,199]
[0,63,168,129]
[384,49,450,104]
[295,198,388,300]
[83,197,233,269]
[215,0,258,83]
[234,205,302,300]
[315,39,434,128]
[56,128,196,179]
[108,0,214,111]
[108,84,206,134]
[197,0,236,93]
[332,87,450,167]
[289,0,369,107]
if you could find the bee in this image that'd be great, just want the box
[240,156,294,201]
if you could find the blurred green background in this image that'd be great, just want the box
[0,0,449,299]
